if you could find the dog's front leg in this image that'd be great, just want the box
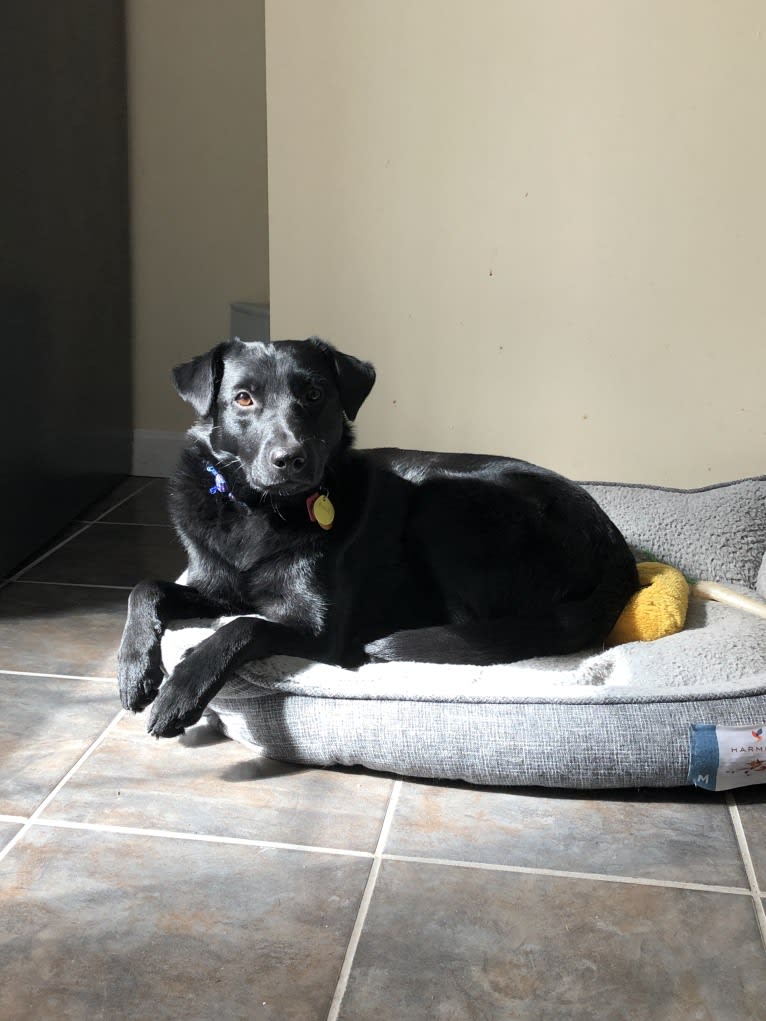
[146,616,318,738]
[118,580,227,713]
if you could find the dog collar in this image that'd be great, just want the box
[205,463,334,529]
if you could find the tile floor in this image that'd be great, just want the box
[1,477,765,1020]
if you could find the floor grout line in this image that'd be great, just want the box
[5,480,157,585]
[74,520,173,529]
[3,779,760,902]
[380,852,755,898]
[0,669,116,683]
[726,793,766,951]
[1,767,763,906]
[13,579,134,591]
[326,780,403,1021]
[4,522,95,583]
[0,709,127,866]
[5,807,756,900]
[28,819,376,859]
[81,481,159,524]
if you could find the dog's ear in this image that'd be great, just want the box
[309,337,376,421]
[172,343,226,417]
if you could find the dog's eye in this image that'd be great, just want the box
[305,387,323,403]
[234,391,254,407]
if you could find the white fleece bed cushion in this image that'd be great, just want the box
[161,477,766,789]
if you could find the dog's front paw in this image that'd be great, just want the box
[146,681,206,739]
[117,637,164,712]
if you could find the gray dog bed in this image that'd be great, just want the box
[161,477,766,790]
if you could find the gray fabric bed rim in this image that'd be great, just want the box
[160,475,766,789]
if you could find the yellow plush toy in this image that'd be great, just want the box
[608,562,688,645]
[608,561,766,646]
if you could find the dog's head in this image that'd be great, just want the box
[172,337,375,495]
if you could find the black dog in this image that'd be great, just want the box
[118,337,638,737]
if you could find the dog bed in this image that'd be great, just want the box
[161,477,766,790]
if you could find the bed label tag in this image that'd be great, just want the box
[689,724,766,791]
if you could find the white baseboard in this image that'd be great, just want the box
[132,429,187,477]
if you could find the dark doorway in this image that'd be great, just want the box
[0,1,132,577]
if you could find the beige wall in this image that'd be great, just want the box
[127,0,269,434]
[266,1,766,486]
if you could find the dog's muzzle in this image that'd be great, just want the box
[250,439,323,493]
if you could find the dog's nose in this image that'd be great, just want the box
[270,445,307,473]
